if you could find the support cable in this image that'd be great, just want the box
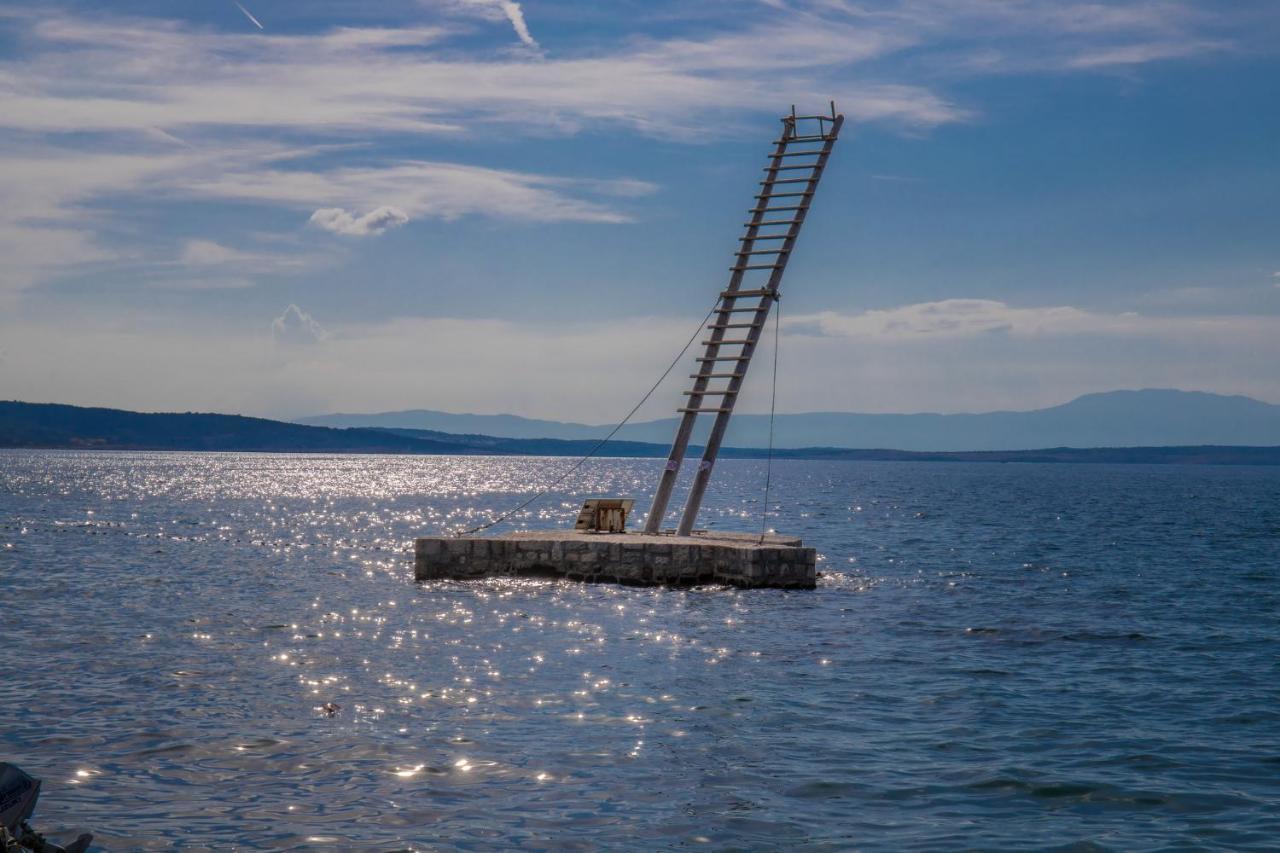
[454,299,723,537]
[759,299,780,544]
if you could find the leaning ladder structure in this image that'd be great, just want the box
[644,105,844,537]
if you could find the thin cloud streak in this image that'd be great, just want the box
[0,12,960,138]
[0,142,652,296]
[444,0,540,48]
[497,1,537,48]
[183,161,652,224]
[782,299,1275,342]
[232,1,264,30]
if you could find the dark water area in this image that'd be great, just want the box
[1,450,1278,850]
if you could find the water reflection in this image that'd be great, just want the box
[1,451,1277,848]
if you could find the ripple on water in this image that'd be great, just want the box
[1,450,1278,849]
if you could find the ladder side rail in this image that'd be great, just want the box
[642,117,798,533]
[676,115,843,536]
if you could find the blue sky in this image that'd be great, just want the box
[0,0,1277,421]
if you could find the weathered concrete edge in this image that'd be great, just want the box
[414,534,816,590]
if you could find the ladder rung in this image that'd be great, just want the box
[721,289,775,298]
[766,165,819,171]
[701,339,752,345]
[689,373,744,379]
[739,234,787,241]
[738,248,786,255]
[707,322,761,329]
[748,206,803,213]
[775,134,832,143]
[682,389,737,395]
[745,219,800,227]
[773,150,824,158]
[754,192,811,199]
[760,178,811,185]
[730,264,782,271]
[678,407,733,414]
[695,356,750,362]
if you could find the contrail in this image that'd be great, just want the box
[232,0,264,30]
[459,0,537,49]
[497,0,537,49]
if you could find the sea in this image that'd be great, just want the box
[1,450,1277,850]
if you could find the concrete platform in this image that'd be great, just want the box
[414,530,816,589]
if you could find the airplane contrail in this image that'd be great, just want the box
[232,0,264,30]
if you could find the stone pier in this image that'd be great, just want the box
[414,530,816,589]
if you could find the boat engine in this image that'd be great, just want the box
[0,764,91,853]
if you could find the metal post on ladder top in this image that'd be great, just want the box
[674,112,843,538]
[642,111,802,535]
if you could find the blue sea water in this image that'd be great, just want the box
[1,450,1277,850]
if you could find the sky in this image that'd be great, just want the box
[1,0,1277,422]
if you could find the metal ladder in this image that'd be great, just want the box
[644,105,844,536]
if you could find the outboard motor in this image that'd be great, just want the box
[0,764,91,853]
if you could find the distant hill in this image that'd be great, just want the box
[3,400,1279,465]
[299,409,609,440]
[0,401,479,455]
[299,389,1280,451]
[378,427,1280,466]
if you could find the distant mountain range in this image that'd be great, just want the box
[300,389,1280,451]
[3,398,1279,466]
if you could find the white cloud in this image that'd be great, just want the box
[0,1,1248,146]
[784,299,1117,339]
[450,0,539,49]
[0,142,647,297]
[309,206,409,236]
[271,304,329,347]
[181,239,239,265]
[773,297,1280,413]
[829,0,1243,74]
[4,298,1278,420]
[0,143,297,297]
[0,3,1261,301]
[1063,39,1226,70]
[781,298,1266,342]
[0,10,960,139]
[190,162,649,224]
[180,239,260,265]
[169,238,309,285]
[0,225,114,308]
[496,1,537,48]
[0,3,1047,298]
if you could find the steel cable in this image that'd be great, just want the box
[454,299,722,537]
[759,299,780,543]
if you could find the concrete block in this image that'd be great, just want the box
[412,531,816,589]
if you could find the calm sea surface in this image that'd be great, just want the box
[1,450,1277,850]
